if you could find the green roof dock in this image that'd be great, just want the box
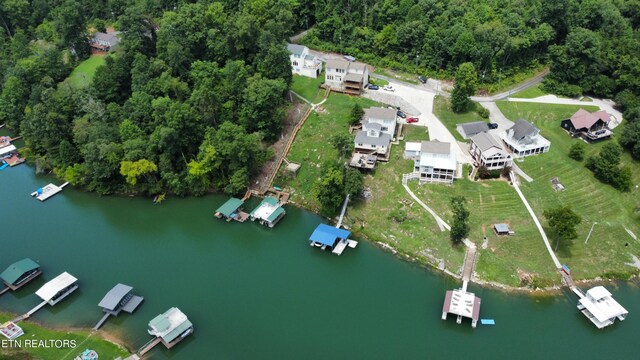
[0,258,42,293]
[214,197,249,222]
[249,196,286,228]
[138,307,193,356]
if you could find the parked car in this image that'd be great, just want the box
[488,122,498,129]
[418,76,427,84]
[367,84,379,90]
[406,117,419,123]
[343,55,356,62]
[397,110,407,118]
[383,85,395,91]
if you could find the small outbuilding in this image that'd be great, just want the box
[78,349,99,360]
[493,223,513,236]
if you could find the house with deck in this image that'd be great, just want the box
[577,286,628,329]
[287,43,322,78]
[325,59,369,95]
[561,108,613,141]
[90,32,120,52]
[0,258,42,291]
[250,196,286,228]
[405,140,457,184]
[351,107,397,167]
[499,119,550,157]
[469,132,512,170]
[456,121,490,139]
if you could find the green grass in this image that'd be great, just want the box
[277,94,465,271]
[511,84,548,99]
[368,77,389,87]
[65,55,107,89]
[372,68,419,85]
[291,73,325,103]
[0,313,130,359]
[433,96,487,142]
[497,101,640,282]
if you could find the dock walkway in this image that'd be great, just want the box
[336,194,349,229]
[93,313,111,330]
[0,287,9,296]
[137,337,161,356]
[12,300,48,323]
[461,245,477,292]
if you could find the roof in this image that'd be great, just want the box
[325,59,350,70]
[286,43,306,56]
[0,258,40,285]
[349,62,367,71]
[405,142,421,152]
[365,107,397,121]
[0,145,16,156]
[470,132,503,152]
[93,32,119,47]
[363,122,382,131]
[579,286,628,323]
[420,140,450,155]
[509,119,538,140]
[355,130,391,147]
[309,224,351,246]
[493,223,510,233]
[344,72,363,82]
[457,121,489,138]
[215,198,244,217]
[250,197,285,222]
[35,272,78,301]
[569,108,611,129]
[98,284,133,310]
[149,307,193,343]
[444,290,480,320]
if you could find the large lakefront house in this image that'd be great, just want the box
[469,132,512,170]
[561,108,613,141]
[404,140,457,184]
[325,59,369,95]
[351,107,397,168]
[286,43,322,78]
[499,119,550,158]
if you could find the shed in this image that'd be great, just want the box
[286,162,301,174]
[493,223,512,236]
[309,224,351,248]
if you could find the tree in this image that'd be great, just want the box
[543,205,582,250]
[449,196,470,245]
[568,142,585,161]
[451,62,477,113]
[349,103,364,125]
[343,168,363,199]
[331,133,353,159]
[313,165,345,217]
[120,159,158,186]
[585,142,631,191]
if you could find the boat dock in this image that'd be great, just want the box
[441,245,482,328]
[249,196,286,228]
[0,258,43,294]
[31,182,69,201]
[93,284,144,330]
[137,338,162,356]
[308,223,358,256]
[139,307,193,356]
[214,197,249,222]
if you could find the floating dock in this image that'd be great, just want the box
[308,224,358,256]
[93,284,144,330]
[214,197,249,222]
[575,286,628,329]
[31,182,69,202]
[138,307,193,356]
[0,258,42,293]
[12,272,79,323]
[249,196,286,228]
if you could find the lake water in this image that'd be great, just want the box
[0,164,638,359]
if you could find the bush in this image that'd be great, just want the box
[568,142,585,161]
[477,107,490,119]
[477,166,501,179]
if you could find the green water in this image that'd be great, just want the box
[0,164,638,360]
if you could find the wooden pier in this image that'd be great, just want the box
[31,182,69,201]
[137,337,161,356]
[0,287,8,296]
[12,300,48,323]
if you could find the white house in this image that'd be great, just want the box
[469,132,512,170]
[325,59,369,94]
[363,107,397,137]
[405,140,457,184]
[286,43,322,78]
[499,119,550,157]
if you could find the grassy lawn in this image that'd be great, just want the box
[64,55,107,89]
[0,313,129,359]
[368,77,389,87]
[291,73,325,103]
[433,96,487,142]
[497,101,640,281]
[511,84,548,99]
[276,93,465,271]
[372,68,419,85]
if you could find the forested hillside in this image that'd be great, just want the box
[0,0,639,197]
[0,0,302,195]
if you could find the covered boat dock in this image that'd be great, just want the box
[249,196,286,228]
[0,258,42,293]
[308,224,358,255]
[441,289,482,328]
[139,307,193,355]
[577,286,628,329]
[214,198,248,222]
[35,272,79,306]
[94,283,144,330]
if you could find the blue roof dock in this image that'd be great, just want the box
[309,224,351,247]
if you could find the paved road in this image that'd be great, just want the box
[471,69,549,102]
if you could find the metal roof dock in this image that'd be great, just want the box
[249,196,286,228]
[308,224,357,255]
[0,258,42,292]
[138,307,193,356]
[35,272,78,305]
[214,197,248,222]
[94,283,144,330]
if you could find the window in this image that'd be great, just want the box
[327,75,334,80]
[293,61,298,66]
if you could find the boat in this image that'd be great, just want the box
[480,319,495,325]
[0,161,7,170]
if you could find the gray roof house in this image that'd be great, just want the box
[499,119,550,157]
[325,59,369,94]
[456,121,490,139]
[363,107,397,137]
[405,140,457,184]
[469,132,512,170]
[90,32,120,51]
